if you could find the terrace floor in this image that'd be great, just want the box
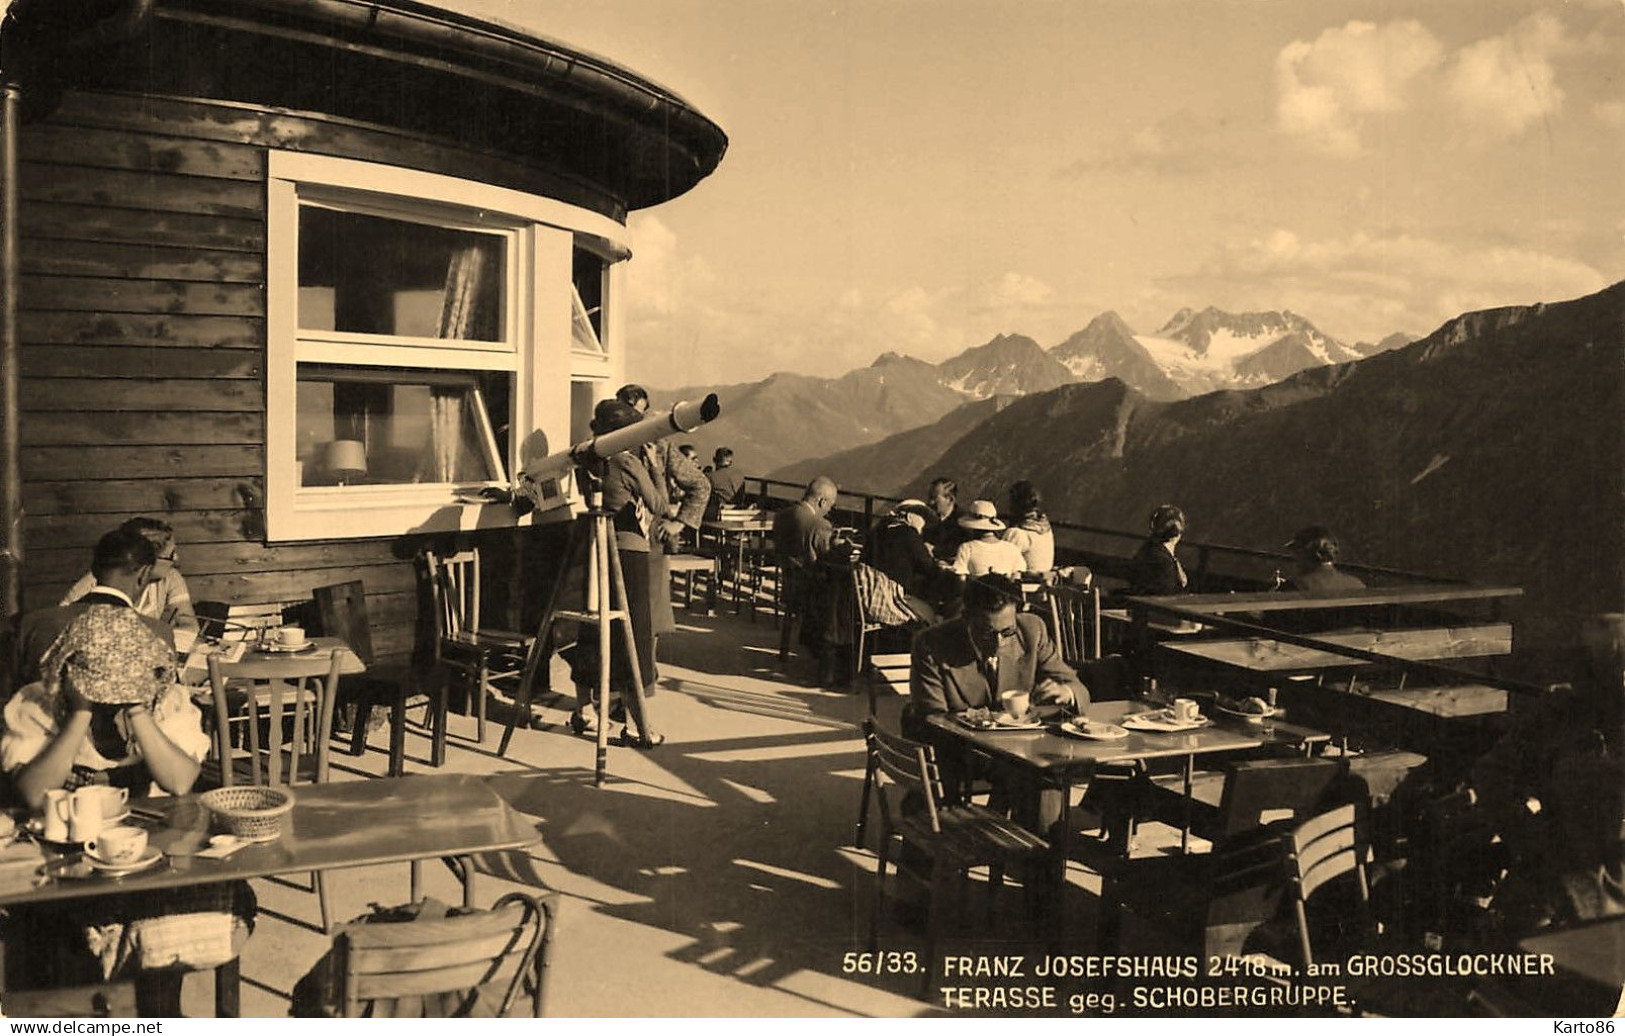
[175,603,1119,1019]
[168,600,1523,1019]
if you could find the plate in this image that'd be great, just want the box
[1057,719,1129,741]
[1215,703,1279,723]
[257,641,318,655]
[102,809,130,825]
[953,713,1044,732]
[1120,711,1211,732]
[84,847,163,875]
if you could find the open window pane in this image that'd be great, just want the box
[298,206,506,341]
[295,365,510,486]
[571,246,606,354]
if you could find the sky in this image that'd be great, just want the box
[449,0,1623,387]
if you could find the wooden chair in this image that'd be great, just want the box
[314,580,442,777]
[665,553,717,613]
[853,657,912,849]
[205,650,342,932]
[335,891,559,1018]
[1043,581,1101,666]
[424,549,532,746]
[1283,802,1373,968]
[866,721,1051,997]
[1093,757,1348,957]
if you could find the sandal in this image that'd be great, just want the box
[615,728,666,750]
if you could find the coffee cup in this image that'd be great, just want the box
[73,784,128,820]
[276,626,306,648]
[1172,698,1199,723]
[1000,689,1031,721]
[87,825,148,865]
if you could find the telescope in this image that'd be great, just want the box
[511,394,721,512]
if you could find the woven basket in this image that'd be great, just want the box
[200,785,295,842]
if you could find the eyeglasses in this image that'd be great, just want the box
[971,622,1018,642]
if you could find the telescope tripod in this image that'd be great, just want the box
[498,489,648,786]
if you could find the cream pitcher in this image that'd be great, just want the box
[42,788,72,842]
[67,786,106,843]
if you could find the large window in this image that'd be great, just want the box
[266,153,628,541]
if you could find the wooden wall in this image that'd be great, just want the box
[15,89,564,666]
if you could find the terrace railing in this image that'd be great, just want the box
[743,476,1458,594]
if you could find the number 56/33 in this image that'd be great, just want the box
[842,951,921,975]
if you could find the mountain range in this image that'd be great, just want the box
[885,281,1624,648]
[653,306,1410,474]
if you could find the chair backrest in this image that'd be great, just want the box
[718,506,759,523]
[425,549,482,643]
[206,650,343,787]
[313,581,376,667]
[1284,802,1371,967]
[865,720,947,834]
[338,891,558,1018]
[1074,654,1131,703]
[1215,757,1344,841]
[1044,582,1100,665]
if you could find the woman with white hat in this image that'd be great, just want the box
[951,500,1027,578]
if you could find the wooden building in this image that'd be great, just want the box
[0,0,728,668]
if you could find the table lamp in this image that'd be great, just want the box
[325,439,367,486]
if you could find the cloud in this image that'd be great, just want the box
[1274,12,1607,152]
[1445,12,1568,138]
[1275,20,1443,156]
[1055,109,1224,176]
[1593,98,1625,127]
[1164,228,1609,342]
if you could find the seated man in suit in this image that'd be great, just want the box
[772,476,849,683]
[906,574,1088,839]
[1284,525,1365,593]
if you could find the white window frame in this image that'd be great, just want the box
[265,152,628,541]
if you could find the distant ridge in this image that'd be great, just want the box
[654,303,1408,472]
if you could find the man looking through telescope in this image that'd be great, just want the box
[562,399,670,748]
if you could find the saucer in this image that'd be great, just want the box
[1120,711,1211,732]
[1057,719,1129,741]
[85,847,163,874]
[258,641,317,655]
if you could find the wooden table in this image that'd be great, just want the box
[927,699,1331,899]
[1158,624,1513,675]
[182,636,365,682]
[701,517,773,613]
[0,774,539,1013]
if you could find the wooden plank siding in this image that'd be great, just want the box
[14,90,544,668]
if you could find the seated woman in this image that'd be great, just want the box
[61,517,198,633]
[1126,503,1190,596]
[1001,480,1055,579]
[951,500,1027,578]
[3,531,251,1015]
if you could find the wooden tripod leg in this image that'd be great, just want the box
[591,514,611,786]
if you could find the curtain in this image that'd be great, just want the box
[429,390,463,483]
[429,242,493,481]
[438,244,491,340]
